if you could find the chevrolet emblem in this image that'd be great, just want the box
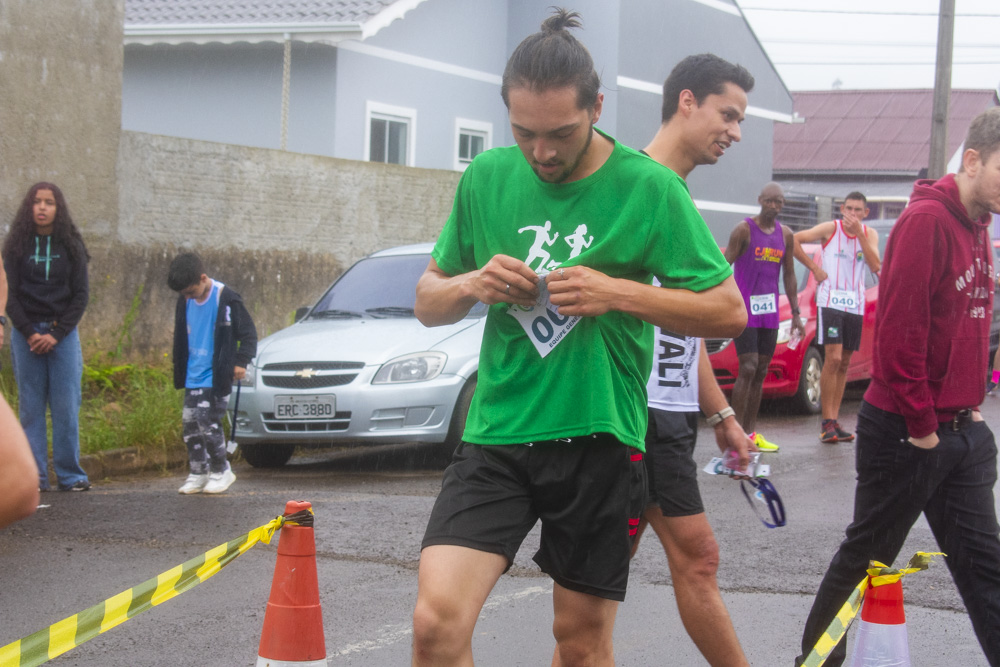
[295,368,319,378]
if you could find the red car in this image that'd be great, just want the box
[707,219,894,413]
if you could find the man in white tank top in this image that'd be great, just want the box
[793,193,881,444]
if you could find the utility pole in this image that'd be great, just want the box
[928,0,955,179]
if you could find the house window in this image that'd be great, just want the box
[366,102,416,166]
[455,119,492,171]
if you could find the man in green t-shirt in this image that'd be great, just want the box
[411,10,746,666]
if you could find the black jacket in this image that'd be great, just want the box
[3,234,89,342]
[172,284,257,396]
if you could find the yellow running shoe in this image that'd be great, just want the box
[752,432,780,452]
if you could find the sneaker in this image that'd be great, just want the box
[58,480,91,492]
[203,468,236,494]
[833,422,855,442]
[178,473,209,494]
[752,432,780,452]
[820,420,839,444]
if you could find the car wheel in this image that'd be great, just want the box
[794,347,823,415]
[443,377,477,456]
[239,443,295,468]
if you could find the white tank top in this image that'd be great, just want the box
[815,220,867,315]
[646,328,700,412]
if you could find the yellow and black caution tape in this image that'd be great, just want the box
[801,551,945,667]
[0,511,302,667]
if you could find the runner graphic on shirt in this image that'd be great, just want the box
[518,220,560,272]
[564,224,593,259]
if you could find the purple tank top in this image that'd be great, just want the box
[733,217,785,329]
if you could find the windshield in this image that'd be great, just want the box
[309,253,486,319]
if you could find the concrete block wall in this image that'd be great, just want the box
[96,131,463,355]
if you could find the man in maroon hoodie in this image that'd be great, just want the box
[797,107,1000,666]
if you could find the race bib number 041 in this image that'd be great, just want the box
[507,274,581,358]
[749,293,777,315]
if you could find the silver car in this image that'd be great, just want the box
[233,243,483,467]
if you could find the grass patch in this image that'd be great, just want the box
[0,346,185,461]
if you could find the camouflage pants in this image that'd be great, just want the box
[182,388,230,474]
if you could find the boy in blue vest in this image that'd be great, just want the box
[168,252,257,494]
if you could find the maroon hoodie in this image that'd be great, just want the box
[864,174,993,438]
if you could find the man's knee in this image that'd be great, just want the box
[676,530,721,580]
[412,596,470,663]
[553,618,614,667]
[823,347,843,369]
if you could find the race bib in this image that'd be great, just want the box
[830,289,859,311]
[507,274,581,358]
[749,293,777,315]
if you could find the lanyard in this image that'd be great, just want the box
[740,477,786,528]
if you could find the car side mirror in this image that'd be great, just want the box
[294,306,310,322]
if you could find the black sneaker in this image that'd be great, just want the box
[59,480,91,492]
[833,422,855,442]
[820,420,838,444]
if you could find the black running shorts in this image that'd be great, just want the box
[734,326,779,357]
[644,409,704,517]
[817,307,863,351]
[422,434,647,601]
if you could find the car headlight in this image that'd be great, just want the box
[373,352,447,384]
[775,319,792,345]
[239,360,256,387]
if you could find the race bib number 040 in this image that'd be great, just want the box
[830,289,859,311]
[749,293,777,315]
[507,274,581,358]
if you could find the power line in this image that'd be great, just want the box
[764,38,1000,48]
[773,60,999,66]
[739,7,1000,17]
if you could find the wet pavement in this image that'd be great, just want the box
[0,387,994,665]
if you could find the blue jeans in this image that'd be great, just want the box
[11,325,87,489]
[797,401,1000,666]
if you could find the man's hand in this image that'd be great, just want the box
[545,266,619,317]
[909,432,940,449]
[791,315,805,336]
[234,366,247,381]
[473,255,540,307]
[812,266,828,283]
[841,214,864,237]
[715,416,756,478]
[27,333,57,355]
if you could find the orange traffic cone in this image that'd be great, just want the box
[256,500,328,667]
[849,578,910,666]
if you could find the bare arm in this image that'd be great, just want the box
[782,226,805,334]
[415,256,540,327]
[546,269,746,338]
[861,226,881,274]
[0,255,7,349]
[0,394,39,528]
[794,221,835,282]
[723,222,751,265]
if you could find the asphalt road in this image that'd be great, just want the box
[1,388,994,666]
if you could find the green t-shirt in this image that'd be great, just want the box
[432,130,732,451]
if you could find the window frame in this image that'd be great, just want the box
[365,101,417,167]
[454,118,492,171]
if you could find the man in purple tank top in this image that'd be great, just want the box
[724,183,803,451]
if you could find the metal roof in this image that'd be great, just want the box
[124,0,428,44]
[774,89,998,176]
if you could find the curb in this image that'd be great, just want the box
[78,446,189,482]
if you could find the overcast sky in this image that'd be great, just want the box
[736,0,1000,91]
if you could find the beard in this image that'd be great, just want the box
[532,124,594,184]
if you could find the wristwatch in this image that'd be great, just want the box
[791,308,801,315]
[706,406,735,427]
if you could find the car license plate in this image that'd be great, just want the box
[274,395,335,419]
